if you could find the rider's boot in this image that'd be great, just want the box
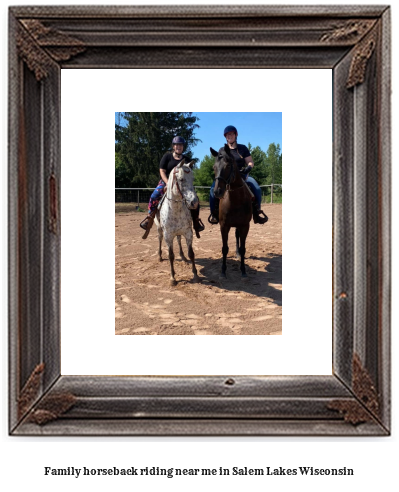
[208,198,219,225]
[252,202,268,224]
[190,208,205,239]
[140,210,156,239]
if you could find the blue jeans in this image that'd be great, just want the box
[209,176,262,213]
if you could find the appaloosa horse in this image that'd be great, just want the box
[210,144,252,280]
[155,160,200,286]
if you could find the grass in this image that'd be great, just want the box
[262,195,283,204]
[115,203,146,213]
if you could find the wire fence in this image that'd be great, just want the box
[115,184,282,212]
[260,184,282,204]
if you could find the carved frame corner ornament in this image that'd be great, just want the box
[8,5,391,436]
[17,19,85,81]
[17,363,45,420]
[320,19,376,43]
[327,354,380,425]
[27,393,77,426]
[17,364,76,425]
[346,26,379,88]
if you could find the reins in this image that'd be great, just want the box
[226,181,245,192]
[216,155,245,192]
[216,158,234,185]
[166,165,191,206]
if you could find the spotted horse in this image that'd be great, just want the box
[155,160,200,286]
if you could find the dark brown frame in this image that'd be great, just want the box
[9,5,391,436]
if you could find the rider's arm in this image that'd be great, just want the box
[239,144,253,171]
[159,154,170,184]
[244,155,254,169]
[160,168,168,185]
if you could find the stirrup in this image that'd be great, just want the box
[257,210,268,224]
[140,214,155,239]
[208,213,219,225]
[139,216,151,231]
[196,218,205,231]
[142,229,150,240]
[193,218,205,239]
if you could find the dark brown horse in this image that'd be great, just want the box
[210,144,252,280]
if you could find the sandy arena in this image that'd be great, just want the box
[115,204,282,335]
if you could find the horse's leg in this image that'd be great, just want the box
[157,225,163,262]
[165,235,177,286]
[235,228,241,259]
[220,225,230,279]
[238,225,250,280]
[185,231,200,282]
[177,235,189,262]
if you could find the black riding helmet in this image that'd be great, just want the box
[172,136,186,145]
[223,125,238,136]
[223,125,243,159]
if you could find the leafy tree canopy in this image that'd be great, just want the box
[193,154,215,186]
[115,112,200,187]
[193,142,282,187]
[247,143,268,184]
[264,143,282,185]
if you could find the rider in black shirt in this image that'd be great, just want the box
[209,125,268,225]
[140,136,205,239]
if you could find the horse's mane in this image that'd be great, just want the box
[167,162,185,199]
[220,147,242,185]
[167,164,176,199]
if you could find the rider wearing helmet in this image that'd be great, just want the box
[140,136,205,239]
[209,126,268,225]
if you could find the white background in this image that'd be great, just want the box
[1,1,397,492]
[61,68,332,376]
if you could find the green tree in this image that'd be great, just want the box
[193,154,215,186]
[115,151,132,188]
[115,112,200,187]
[247,143,268,184]
[193,142,282,188]
[264,143,282,185]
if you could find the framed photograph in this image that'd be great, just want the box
[113,111,283,337]
[9,5,390,435]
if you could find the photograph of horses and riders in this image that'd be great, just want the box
[115,112,282,335]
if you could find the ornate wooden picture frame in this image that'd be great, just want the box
[9,5,391,435]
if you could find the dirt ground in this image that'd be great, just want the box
[115,205,282,335]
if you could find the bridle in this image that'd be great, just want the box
[166,165,191,205]
[216,155,243,192]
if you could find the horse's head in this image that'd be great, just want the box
[210,144,236,199]
[172,160,199,209]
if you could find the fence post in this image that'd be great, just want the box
[137,190,139,208]
[271,184,274,204]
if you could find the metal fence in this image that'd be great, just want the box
[260,184,282,204]
[115,188,154,208]
[115,184,282,211]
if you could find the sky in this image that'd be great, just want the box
[191,112,282,162]
[115,112,282,163]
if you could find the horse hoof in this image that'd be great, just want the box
[241,275,249,282]
[192,276,201,283]
[170,279,177,286]
[219,274,227,280]
[236,254,241,260]
[158,257,163,262]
